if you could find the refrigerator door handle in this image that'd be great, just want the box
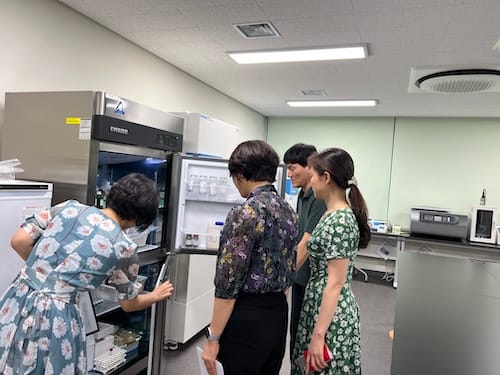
[147,298,161,374]
[155,263,167,288]
[163,252,176,281]
[147,253,175,375]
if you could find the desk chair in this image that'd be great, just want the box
[353,264,368,282]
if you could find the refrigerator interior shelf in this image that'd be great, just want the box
[180,230,210,237]
[184,197,242,205]
[177,248,219,256]
[137,244,160,254]
[93,300,121,318]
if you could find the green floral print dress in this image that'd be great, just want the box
[292,208,361,375]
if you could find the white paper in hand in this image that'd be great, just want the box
[196,346,224,375]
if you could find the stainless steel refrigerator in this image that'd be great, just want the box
[163,154,286,348]
[1,91,183,375]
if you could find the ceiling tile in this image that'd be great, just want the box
[58,0,500,117]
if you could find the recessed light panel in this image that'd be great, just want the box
[227,45,367,64]
[286,100,377,107]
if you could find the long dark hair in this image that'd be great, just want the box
[308,148,371,248]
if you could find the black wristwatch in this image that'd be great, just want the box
[206,326,221,342]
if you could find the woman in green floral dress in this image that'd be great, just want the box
[292,148,371,375]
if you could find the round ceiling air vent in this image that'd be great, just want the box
[415,69,500,93]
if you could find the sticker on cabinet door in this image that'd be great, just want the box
[66,117,81,125]
[79,118,91,140]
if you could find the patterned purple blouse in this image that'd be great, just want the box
[214,184,299,299]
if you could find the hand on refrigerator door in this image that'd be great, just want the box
[152,280,174,302]
[119,280,174,312]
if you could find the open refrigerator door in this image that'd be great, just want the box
[164,156,240,347]
[163,154,285,347]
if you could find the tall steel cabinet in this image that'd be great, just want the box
[1,91,183,375]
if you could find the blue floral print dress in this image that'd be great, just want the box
[292,208,361,375]
[0,200,141,374]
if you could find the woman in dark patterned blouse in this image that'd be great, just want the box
[202,140,299,375]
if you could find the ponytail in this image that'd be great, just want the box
[308,147,371,248]
[348,185,371,248]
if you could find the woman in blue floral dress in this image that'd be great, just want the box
[0,173,174,374]
[292,148,371,375]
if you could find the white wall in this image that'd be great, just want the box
[0,0,266,150]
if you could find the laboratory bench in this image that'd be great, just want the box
[356,231,500,288]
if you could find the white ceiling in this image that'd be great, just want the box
[59,0,500,117]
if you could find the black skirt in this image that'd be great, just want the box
[218,292,288,375]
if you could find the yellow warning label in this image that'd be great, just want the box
[66,117,81,125]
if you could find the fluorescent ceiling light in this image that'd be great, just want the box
[286,100,377,107]
[227,45,367,64]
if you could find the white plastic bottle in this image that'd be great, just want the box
[480,188,486,206]
[206,221,224,249]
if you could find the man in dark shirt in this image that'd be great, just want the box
[283,143,327,362]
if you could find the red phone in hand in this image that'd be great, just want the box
[295,344,333,374]
[305,343,333,373]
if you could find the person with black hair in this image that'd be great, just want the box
[291,148,370,375]
[283,143,327,360]
[0,173,174,374]
[202,140,299,375]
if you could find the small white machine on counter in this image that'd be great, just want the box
[469,206,497,244]
[410,207,468,241]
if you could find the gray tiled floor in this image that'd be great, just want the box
[161,277,396,374]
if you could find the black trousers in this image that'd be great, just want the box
[218,292,288,375]
[290,283,306,360]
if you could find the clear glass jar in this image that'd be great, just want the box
[187,174,199,195]
[198,175,208,195]
[217,177,228,200]
[192,233,199,247]
[184,233,193,247]
[209,176,218,196]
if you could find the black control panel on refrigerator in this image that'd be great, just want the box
[92,115,182,152]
